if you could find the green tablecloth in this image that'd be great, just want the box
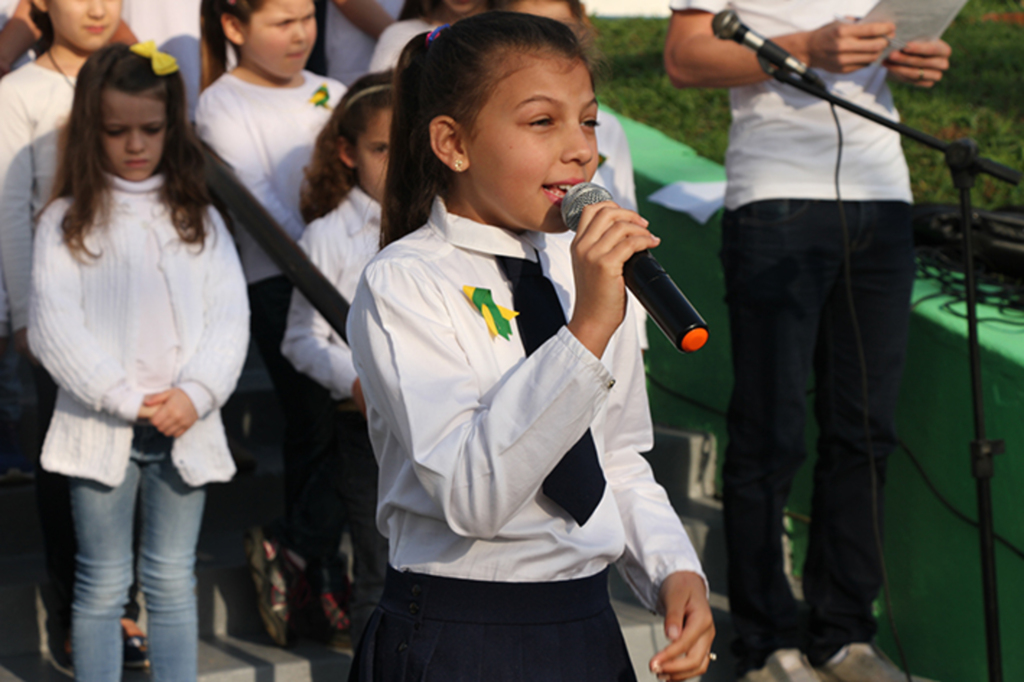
[616,111,1024,682]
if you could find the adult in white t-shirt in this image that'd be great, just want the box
[664,2,951,681]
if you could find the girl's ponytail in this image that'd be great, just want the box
[200,0,261,91]
[381,35,443,246]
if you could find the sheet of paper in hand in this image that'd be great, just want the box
[860,0,968,60]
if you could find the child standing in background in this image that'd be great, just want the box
[29,42,249,682]
[280,71,392,647]
[347,13,713,681]
[196,0,349,648]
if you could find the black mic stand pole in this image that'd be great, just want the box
[765,67,1020,682]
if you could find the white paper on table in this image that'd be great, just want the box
[647,181,727,224]
[859,0,968,61]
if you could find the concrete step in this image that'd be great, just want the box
[0,562,268,659]
[0,599,734,682]
[0,405,740,679]
[0,635,351,682]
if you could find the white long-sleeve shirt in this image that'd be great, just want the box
[195,71,345,284]
[347,198,704,611]
[281,187,380,400]
[29,176,250,487]
[0,61,74,333]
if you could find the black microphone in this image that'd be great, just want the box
[561,183,708,353]
[712,9,826,89]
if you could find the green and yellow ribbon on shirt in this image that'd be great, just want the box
[309,84,331,108]
[463,286,518,340]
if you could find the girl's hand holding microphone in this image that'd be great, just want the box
[566,200,659,359]
[138,389,199,437]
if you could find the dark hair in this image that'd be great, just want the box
[200,0,268,90]
[382,11,592,246]
[51,43,210,259]
[28,1,54,54]
[301,71,393,223]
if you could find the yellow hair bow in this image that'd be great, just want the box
[129,41,179,77]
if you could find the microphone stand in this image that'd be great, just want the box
[765,67,1020,682]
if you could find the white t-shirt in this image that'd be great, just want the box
[325,0,404,86]
[195,71,346,284]
[368,18,432,73]
[668,0,912,209]
[121,0,202,119]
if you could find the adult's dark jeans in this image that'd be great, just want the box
[719,199,915,673]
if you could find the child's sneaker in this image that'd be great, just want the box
[292,575,352,652]
[318,590,352,652]
[243,526,299,647]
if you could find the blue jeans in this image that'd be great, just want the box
[70,426,206,682]
[719,200,915,672]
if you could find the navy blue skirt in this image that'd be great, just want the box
[348,566,637,682]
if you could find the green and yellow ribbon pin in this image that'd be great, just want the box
[463,286,518,340]
[309,84,331,108]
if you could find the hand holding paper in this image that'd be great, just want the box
[858,0,962,86]
[884,39,952,88]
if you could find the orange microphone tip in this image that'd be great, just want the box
[680,327,708,353]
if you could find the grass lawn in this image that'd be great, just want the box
[593,0,1024,209]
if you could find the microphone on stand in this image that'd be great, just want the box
[561,183,708,353]
[711,9,826,89]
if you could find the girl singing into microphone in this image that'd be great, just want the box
[346,12,714,681]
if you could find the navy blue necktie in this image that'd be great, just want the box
[497,254,606,526]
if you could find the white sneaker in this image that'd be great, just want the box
[740,648,820,682]
[815,643,938,682]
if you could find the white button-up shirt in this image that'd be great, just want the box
[347,198,704,611]
[282,187,380,400]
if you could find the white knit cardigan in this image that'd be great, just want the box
[28,176,250,487]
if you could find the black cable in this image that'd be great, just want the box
[648,370,1024,565]
[828,102,912,682]
[914,247,1024,325]
[898,437,1024,562]
[646,373,727,417]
